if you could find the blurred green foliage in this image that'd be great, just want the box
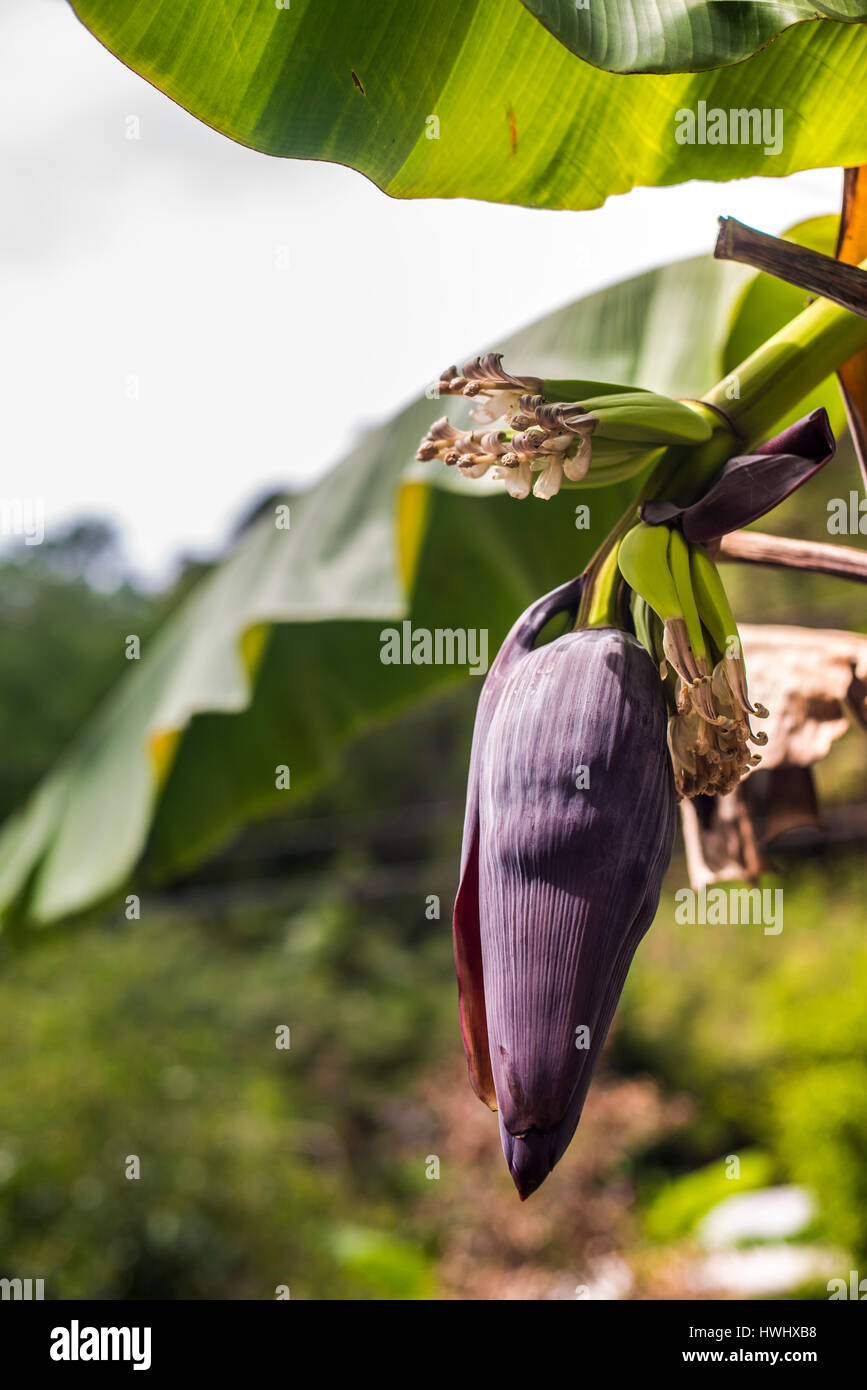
[0,524,153,820]
[642,1151,774,1245]
[0,888,452,1298]
[0,524,462,1297]
[622,853,867,1265]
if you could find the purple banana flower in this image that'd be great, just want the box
[454,579,676,1198]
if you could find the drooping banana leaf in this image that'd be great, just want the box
[0,245,778,931]
[522,0,867,73]
[67,0,867,211]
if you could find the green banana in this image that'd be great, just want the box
[619,524,767,791]
[689,544,741,660]
[631,594,653,653]
[540,378,648,401]
[631,595,670,677]
[585,539,626,629]
[568,453,659,487]
[619,523,718,724]
[581,392,678,409]
[617,522,682,622]
[582,393,713,445]
[667,528,707,665]
[584,436,650,460]
[689,544,767,722]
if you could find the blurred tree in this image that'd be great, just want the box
[0,523,156,819]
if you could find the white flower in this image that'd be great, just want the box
[470,390,522,427]
[532,458,564,500]
[563,434,593,482]
[495,459,533,499]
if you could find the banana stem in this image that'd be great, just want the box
[582,537,627,628]
[635,254,867,510]
[580,253,867,627]
[703,255,867,446]
[649,252,867,509]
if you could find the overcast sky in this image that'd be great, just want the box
[1,0,845,583]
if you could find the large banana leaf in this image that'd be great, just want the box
[68,0,867,211]
[0,248,765,930]
[524,1,866,73]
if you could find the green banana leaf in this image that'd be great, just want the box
[68,0,867,210]
[523,1,866,74]
[0,247,764,930]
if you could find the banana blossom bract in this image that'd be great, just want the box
[453,579,676,1198]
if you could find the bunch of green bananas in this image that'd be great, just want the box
[417,362,718,494]
[542,387,713,444]
[538,387,714,485]
[618,521,731,668]
[616,521,768,797]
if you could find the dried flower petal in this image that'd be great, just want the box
[494,458,534,498]
[563,435,594,481]
[532,457,563,499]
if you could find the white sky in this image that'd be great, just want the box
[1,0,845,584]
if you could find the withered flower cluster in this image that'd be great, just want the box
[642,407,836,798]
[416,355,596,499]
[666,641,769,799]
